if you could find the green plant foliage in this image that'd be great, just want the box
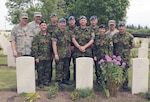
[25,92,40,102]
[70,89,80,101]
[145,90,150,100]
[48,83,59,98]
[78,88,93,98]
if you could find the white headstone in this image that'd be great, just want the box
[141,42,148,48]
[138,47,148,58]
[133,37,139,46]
[16,57,35,93]
[132,58,149,94]
[7,46,16,67]
[76,57,93,89]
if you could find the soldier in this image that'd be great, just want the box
[89,15,99,82]
[47,13,58,81]
[105,20,119,38]
[28,12,42,35]
[66,16,78,81]
[71,16,95,81]
[47,13,58,35]
[93,24,112,84]
[31,20,53,88]
[10,13,34,57]
[52,18,72,90]
[112,21,134,91]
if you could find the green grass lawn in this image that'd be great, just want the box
[0,55,7,65]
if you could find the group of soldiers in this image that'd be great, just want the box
[10,11,134,90]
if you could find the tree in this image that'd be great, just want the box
[65,0,129,25]
[5,0,65,24]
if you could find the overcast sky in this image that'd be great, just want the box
[0,0,150,30]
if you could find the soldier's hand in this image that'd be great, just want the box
[35,58,39,63]
[13,51,18,58]
[55,55,59,61]
[79,46,86,52]
[94,57,97,61]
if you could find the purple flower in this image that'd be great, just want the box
[116,56,122,61]
[115,61,121,66]
[98,59,105,64]
[105,55,112,62]
[121,62,126,67]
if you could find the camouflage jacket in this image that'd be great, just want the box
[51,28,71,58]
[10,23,34,56]
[112,32,134,64]
[28,21,41,35]
[31,32,53,60]
[47,23,58,35]
[71,26,95,58]
[93,34,113,59]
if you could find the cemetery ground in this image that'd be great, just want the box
[0,55,150,102]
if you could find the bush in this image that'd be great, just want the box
[48,83,59,98]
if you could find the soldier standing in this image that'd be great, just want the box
[47,13,58,81]
[112,21,134,91]
[105,20,119,38]
[28,12,42,35]
[10,13,34,57]
[66,16,78,81]
[89,15,99,82]
[52,18,72,90]
[93,24,112,84]
[71,16,95,81]
[32,20,53,88]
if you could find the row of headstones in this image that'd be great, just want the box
[132,38,150,94]
[16,56,93,93]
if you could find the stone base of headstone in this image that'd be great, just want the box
[7,46,16,67]
[132,58,149,94]
[76,57,93,89]
[16,57,35,93]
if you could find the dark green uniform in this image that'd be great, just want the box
[47,24,58,81]
[66,25,78,81]
[31,32,53,86]
[51,28,71,82]
[112,32,134,89]
[93,34,112,83]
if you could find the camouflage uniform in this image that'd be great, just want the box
[51,28,71,82]
[72,27,95,58]
[72,27,95,81]
[93,33,113,81]
[89,26,99,79]
[112,32,134,89]
[28,21,41,35]
[10,24,34,56]
[66,25,78,81]
[105,29,119,38]
[47,24,58,81]
[31,32,53,85]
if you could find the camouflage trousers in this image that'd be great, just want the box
[55,58,70,81]
[37,60,52,85]
[122,68,129,89]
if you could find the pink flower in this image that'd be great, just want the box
[105,55,112,62]
[98,59,105,64]
[116,56,122,61]
[121,62,126,67]
[115,61,121,66]
[112,55,116,59]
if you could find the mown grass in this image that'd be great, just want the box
[0,55,7,65]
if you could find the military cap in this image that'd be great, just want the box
[99,24,106,28]
[79,16,87,20]
[50,13,57,17]
[39,20,46,25]
[68,16,75,21]
[108,20,116,26]
[90,16,97,21]
[118,21,126,26]
[34,12,42,17]
[20,13,28,19]
[58,18,66,23]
